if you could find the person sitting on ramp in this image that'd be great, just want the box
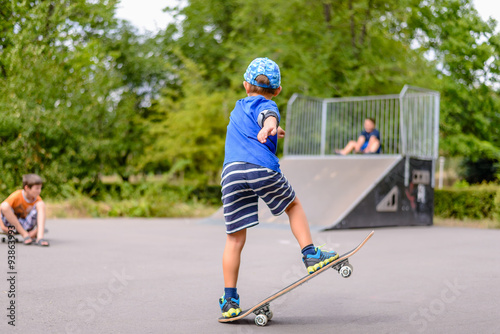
[337,117,381,155]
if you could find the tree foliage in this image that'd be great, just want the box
[0,1,168,196]
[404,0,500,163]
[142,56,235,183]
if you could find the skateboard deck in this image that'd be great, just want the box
[1,232,22,243]
[218,230,374,326]
[1,228,49,243]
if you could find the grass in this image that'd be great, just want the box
[43,180,222,219]
[45,198,219,219]
[433,217,500,229]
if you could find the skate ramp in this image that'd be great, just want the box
[209,155,403,229]
[257,156,403,228]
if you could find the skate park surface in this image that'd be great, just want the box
[1,218,498,333]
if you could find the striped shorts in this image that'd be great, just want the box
[221,162,296,234]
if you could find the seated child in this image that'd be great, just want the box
[337,118,381,155]
[0,174,49,246]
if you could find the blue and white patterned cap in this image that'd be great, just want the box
[244,57,281,89]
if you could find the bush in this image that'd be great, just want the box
[434,185,499,221]
[459,158,499,184]
[494,188,500,222]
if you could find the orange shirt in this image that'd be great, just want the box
[2,190,42,219]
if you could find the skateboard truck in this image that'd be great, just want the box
[253,303,273,326]
[332,259,354,278]
[1,234,22,243]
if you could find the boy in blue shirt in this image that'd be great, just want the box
[219,58,339,318]
[337,118,381,155]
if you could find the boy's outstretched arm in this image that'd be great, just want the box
[257,116,278,143]
[277,126,285,139]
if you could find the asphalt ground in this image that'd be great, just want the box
[0,218,499,334]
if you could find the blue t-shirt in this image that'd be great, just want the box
[360,129,381,153]
[224,95,281,172]
[361,129,380,142]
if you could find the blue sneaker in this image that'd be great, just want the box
[219,294,242,318]
[303,246,339,274]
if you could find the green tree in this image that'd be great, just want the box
[403,0,500,180]
[100,22,176,181]
[143,56,236,183]
[0,0,150,196]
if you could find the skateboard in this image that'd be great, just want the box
[218,230,374,326]
[1,232,22,243]
[1,228,49,243]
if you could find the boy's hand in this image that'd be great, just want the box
[258,117,278,143]
[277,126,285,139]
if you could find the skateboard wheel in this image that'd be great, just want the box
[339,264,353,278]
[266,311,273,321]
[255,314,268,326]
